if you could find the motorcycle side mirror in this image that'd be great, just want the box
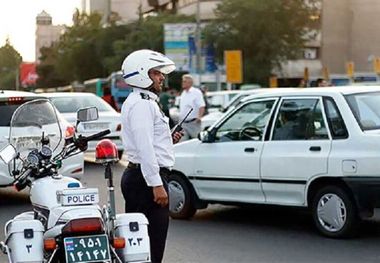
[0,144,16,164]
[77,107,99,122]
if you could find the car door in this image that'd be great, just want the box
[192,98,278,203]
[261,97,331,205]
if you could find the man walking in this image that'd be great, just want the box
[179,74,206,140]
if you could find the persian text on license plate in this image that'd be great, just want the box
[14,136,42,149]
[64,234,110,263]
[83,123,109,130]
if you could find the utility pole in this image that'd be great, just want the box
[103,0,111,26]
[15,67,19,91]
[196,0,202,87]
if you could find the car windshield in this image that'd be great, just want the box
[345,91,380,130]
[50,95,113,113]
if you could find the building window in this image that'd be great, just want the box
[304,47,319,60]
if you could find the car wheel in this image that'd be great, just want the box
[118,150,123,159]
[168,173,196,219]
[311,185,359,238]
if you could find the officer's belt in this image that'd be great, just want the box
[127,162,171,174]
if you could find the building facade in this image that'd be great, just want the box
[321,0,380,75]
[35,11,65,62]
[82,0,143,24]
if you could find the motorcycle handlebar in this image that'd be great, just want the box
[83,129,111,142]
[14,167,33,191]
[72,129,111,152]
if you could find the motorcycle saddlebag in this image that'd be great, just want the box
[115,213,150,262]
[4,219,44,263]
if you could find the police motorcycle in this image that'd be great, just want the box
[0,99,151,263]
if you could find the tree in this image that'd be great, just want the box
[37,11,110,87]
[102,12,194,74]
[0,38,22,90]
[204,0,321,85]
[37,10,194,88]
[36,46,67,88]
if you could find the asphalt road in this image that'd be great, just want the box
[1,162,380,263]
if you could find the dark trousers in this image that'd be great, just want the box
[121,167,169,263]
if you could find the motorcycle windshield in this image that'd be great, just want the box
[9,99,63,160]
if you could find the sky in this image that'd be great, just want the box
[0,0,82,62]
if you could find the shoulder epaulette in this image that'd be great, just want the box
[140,93,151,100]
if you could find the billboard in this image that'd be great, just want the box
[19,62,38,87]
[164,23,216,73]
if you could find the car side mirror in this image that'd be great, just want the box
[0,144,16,164]
[198,129,215,143]
[77,107,99,122]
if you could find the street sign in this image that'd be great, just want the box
[225,50,243,84]
[346,61,355,78]
[374,57,380,74]
[303,67,309,81]
[269,76,278,88]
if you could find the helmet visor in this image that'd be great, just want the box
[157,64,176,74]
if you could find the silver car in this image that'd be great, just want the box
[0,91,84,185]
[43,92,123,160]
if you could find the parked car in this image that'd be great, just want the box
[168,86,380,238]
[205,90,243,112]
[0,91,84,186]
[43,92,123,159]
[171,89,245,126]
[201,89,291,130]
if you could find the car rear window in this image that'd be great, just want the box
[345,91,380,130]
[50,95,113,113]
[0,99,38,127]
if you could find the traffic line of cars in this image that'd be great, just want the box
[0,91,123,186]
[4,86,380,238]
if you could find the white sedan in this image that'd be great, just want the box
[169,86,380,238]
[43,92,123,160]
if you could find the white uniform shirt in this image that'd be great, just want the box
[121,88,174,187]
[179,86,206,120]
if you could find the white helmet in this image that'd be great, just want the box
[121,49,176,88]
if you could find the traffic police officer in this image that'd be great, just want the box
[120,49,183,263]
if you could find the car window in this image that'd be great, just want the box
[0,98,40,127]
[215,99,276,142]
[207,94,224,109]
[272,98,329,141]
[324,97,348,139]
[50,95,113,113]
[345,92,380,130]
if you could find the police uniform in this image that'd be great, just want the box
[120,87,173,263]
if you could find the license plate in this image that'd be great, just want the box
[83,123,109,130]
[13,136,41,149]
[64,234,110,263]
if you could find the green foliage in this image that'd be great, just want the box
[204,0,321,85]
[0,39,22,90]
[37,11,193,88]
[103,12,194,73]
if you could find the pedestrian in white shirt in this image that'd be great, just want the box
[179,74,206,140]
[120,49,183,263]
